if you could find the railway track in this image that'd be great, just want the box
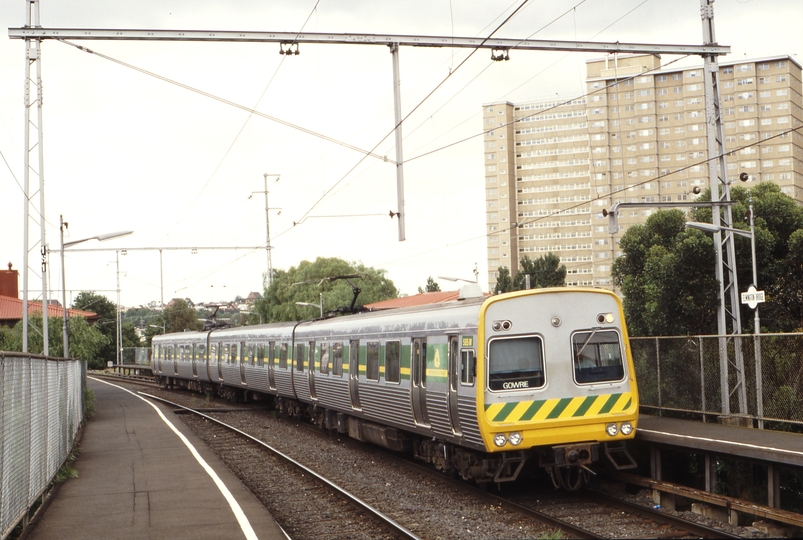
[144,392,419,540]
[108,378,757,538]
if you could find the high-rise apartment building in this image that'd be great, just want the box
[484,54,803,291]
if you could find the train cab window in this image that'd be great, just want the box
[488,336,545,391]
[257,344,265,367]
[460,349,476,386]
[320,342,330,375]
[385,341,400,383]
[572,330,625,384]
[366,341,380,381]
[295,343,305,372]
[332,342,343,376]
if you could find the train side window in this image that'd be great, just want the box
[223,344,230,364]
[248,344,255,366]
[385,341,400,383]
[309,341,316,372]
[366,341,380,381]
[488,336,545,391]
[460,349,476,386]
[332,342,343,376]
[268,342,275,368]
[572,330,625,384]
[320,342,330,375]
[198,344,205,361]
[256,344,265,367]
[296,343,305,372]
[279,343,288,369]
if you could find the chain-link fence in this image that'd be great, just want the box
[631,333,803,429]
[0,352,84,539]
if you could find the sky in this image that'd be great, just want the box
[0,0,800,309]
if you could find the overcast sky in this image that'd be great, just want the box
[1,0,800,308]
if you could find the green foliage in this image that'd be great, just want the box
[256,257,397,322]
[418,276,441,293]
[689,183,803,331]
[84,387,96,419]
[612,209,720,336]
[55,465,78,483]
[494,254,566,295]
[164,299,203,333]
[493,267,514,294]
[72,292,118,363]
[2,315,108,367]
[514,253,567,289]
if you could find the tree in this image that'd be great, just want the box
[689,182,803,332]
[72,291,119,364]
[256,257,397,322]
[3,315,108,368]
[514,253,567,289]
[493,267,514,294]
[418,276,441,293]
[164,299,203,333]
[612,209,720,336]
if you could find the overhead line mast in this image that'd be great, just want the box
[11,3,731,352]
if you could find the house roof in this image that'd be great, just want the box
[0,295,97,323]
[364,290,465,310]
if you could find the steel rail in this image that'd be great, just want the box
[140,392,421,540]
[584,489,743,539]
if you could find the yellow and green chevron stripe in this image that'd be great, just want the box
[484,392,634,424]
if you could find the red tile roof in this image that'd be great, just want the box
[0,294,97,323]
[364,290,464,310]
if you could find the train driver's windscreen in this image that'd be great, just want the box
[488,336,545,391]
[572,330,625,384]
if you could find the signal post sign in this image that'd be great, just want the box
[741,285,765,309]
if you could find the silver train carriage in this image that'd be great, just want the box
[151,287,639,488]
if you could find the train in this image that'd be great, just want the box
[152,287,638,489]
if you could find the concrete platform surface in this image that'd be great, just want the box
[26,377,286,540]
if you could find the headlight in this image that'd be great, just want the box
[493,433,508,447]
[605,423,618,437]
[508,432,523,446]
[620,422,633,435]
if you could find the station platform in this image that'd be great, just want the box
[637,414,803,468]
[26,377,286,540]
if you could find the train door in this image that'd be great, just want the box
[308,340,317,400]
[267,341,276,390]
[411,338,430,426]
[447,336,462,436]
[218,344,226,381]
[207,342,215,380]
[191,343,198,377]
[154,345,162,374]
[172,345,178,375]
[348,339,362,410]
[239,342,248,384]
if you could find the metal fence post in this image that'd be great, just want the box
[755,334,764,428]
[699,338,706,421]
[655,338,662,416]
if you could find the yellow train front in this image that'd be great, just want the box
[474,288,638,489]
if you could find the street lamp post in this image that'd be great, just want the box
[239,310,263,325]
[437,264,483,300]
[295,292,323,318]
[58,217,133,359]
